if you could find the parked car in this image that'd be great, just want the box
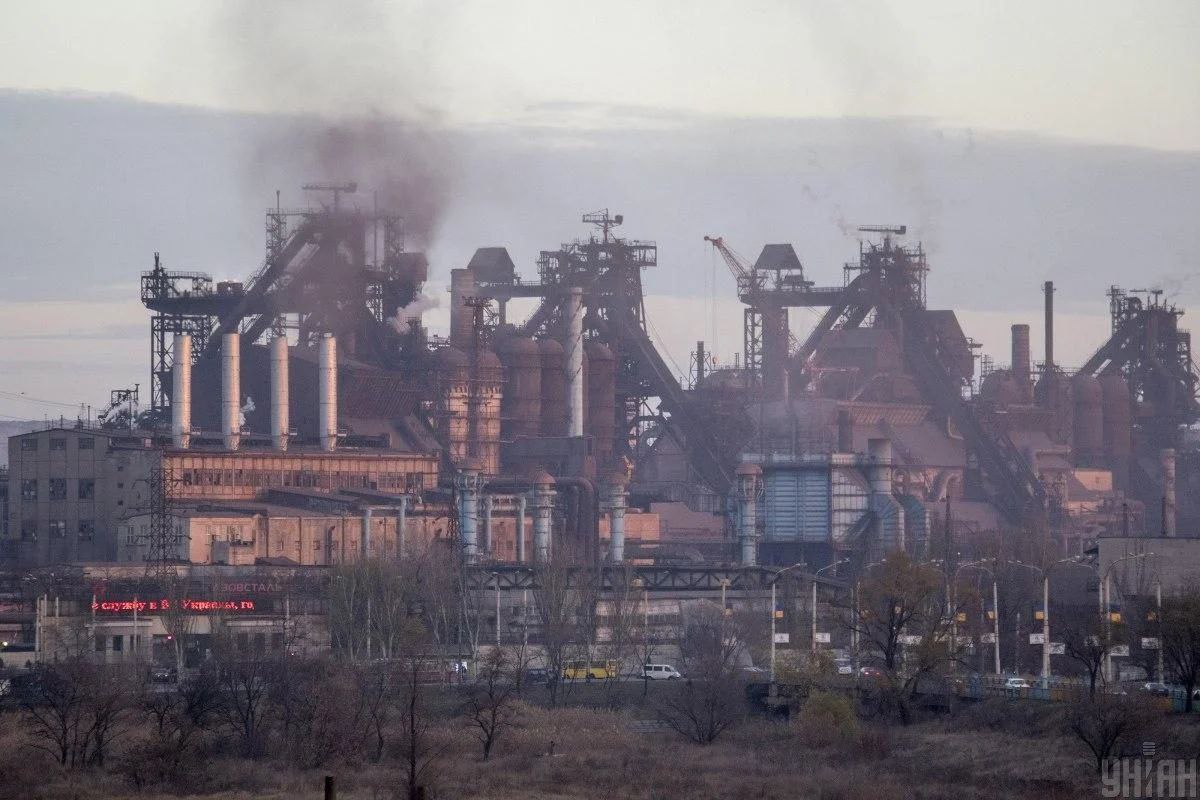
[523,667,551,684]
[148,665,177,684]
[642,664,682,680]
[1004,677,1031,691]
[835,660,853,676]
[859,666,885,680]
[1141,681,1171,696]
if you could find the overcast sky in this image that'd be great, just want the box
[2,0,1197,151]
[0,1,1197,421]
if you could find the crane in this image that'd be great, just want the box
[703,235,756,290]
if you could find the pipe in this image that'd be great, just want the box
[171,333,192,449]
[555,476,597,564]
[532,471,556,562]
[735,463,762,566]
[1044,281,1055,371]
[456,468,480,561]
[565,286,585,438]
[319,333,337,452]
[362,507,373,559]
[449,268,477,350]
[867,438,893,495]
[516,494,527,564]
[270,335,289,451]
[482,494,493,558]
[606,476,628,563]
[397,496,408,560]
[1161,448,1177,537]
[221,333,241,451]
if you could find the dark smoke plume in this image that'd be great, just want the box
[215,0,455,248]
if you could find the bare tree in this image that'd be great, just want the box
[461,647,521,760]
[655,604,745,745]
[532,546,597,706]
[23,659,134,768]
[210,630,277,758]
[160,575,196,683]
[1068,695,1153,774]
[394,644,448,800]
[1161,591,1200,711]
[1059,604,1123,698]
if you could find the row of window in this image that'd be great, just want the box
[18,478,95,501]
[178,468,421,492]
[17,519,95,540]
[21,437,95,452]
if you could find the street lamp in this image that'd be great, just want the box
[954,561,1000,675]
[769,562,807,685]
[812,560,849,653]
[1100,552,1154,684]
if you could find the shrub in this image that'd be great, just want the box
[795,691,859,748]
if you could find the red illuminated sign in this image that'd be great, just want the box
[90,598,257,614]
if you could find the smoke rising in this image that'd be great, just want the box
[215,0,455,248]
[386,292,440,333]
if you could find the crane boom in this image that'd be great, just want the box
[704,235,751,281]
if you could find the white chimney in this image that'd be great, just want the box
[270,335,289,451]
[221,333,241,451]
[565,286,584,438]
[171,333,192,449]
[319,333,337,452]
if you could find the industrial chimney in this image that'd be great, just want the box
[565,287,585,438]
[1044,281,1055,370]
[1011,324,1032,400]
[221,333,241,451]
[319,333,337,452]
[605,469,629,563]
[270,336,289,452]
[449,268,478,350]
[171,333,192,449]
[532,470,556,562]
[456,464,481,561]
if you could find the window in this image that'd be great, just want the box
[49,520,66,538]
[78,520,95,540]
[78,438,94,450]
[78,479,94,500]
[94,635,105,653]
[49,438,66,451]
[20,438,38,451]
[20,520,37,541]
[111,635,123,652]
[49,479,67,501]
[21,480,37,501]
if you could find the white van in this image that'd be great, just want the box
[642,664,682,680]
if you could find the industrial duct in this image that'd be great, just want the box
[565,286,585,438]
[221,333,241,451]
[319,333,337,452]
[449,268,478,350]
[171,333,192,449]
[605,471,629,563]
[270,335,289,452]
[867,438,893,495]
[1011,324,1031,395]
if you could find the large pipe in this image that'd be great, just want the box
[221,333,241,451]
[270,335,289,451]
[171,333,192,449]
[565,286,585,438]
[396,496,408,560]
[482,494,493,558]
[362,507,373,559]
[606,472,628,563]
[532,470,556,562]
[449,268,477,350]
[1044,281,1055,371]
[457,466,481,561]
[516,494,527,564]
[319,333,337,452]
[868,438,893,495]
[735,463,762,566]
[1161,448,1177,537]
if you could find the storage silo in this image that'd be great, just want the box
[539,338,568,437]
[585,341,616,466]
[497,335,541,441]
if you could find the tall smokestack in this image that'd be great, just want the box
[1161,448,1177,537]
[449,268,477,350]
[868,438,893,496]
[1011,323,1031,397]
[171,334,192,449]
[1044,281,1055,371]
[319,333,337,452]
[565,287,584,438]
[457,465,481,561]
[605,470,628,563]
[270,336,289,451]
[221,333,241,451]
